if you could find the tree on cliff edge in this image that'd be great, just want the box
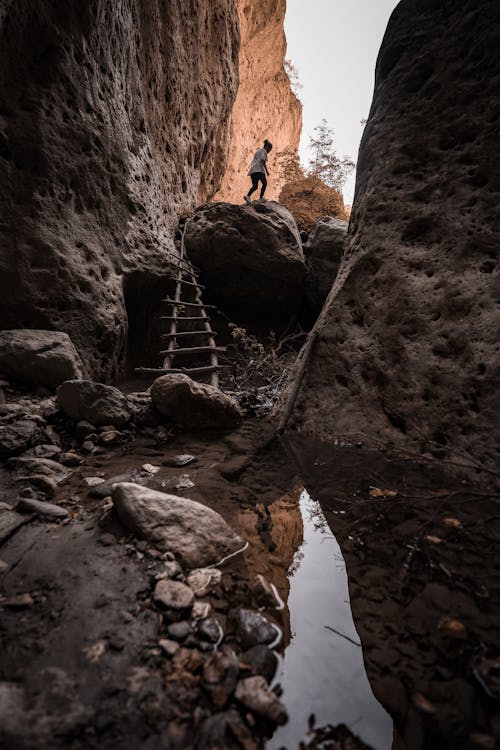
[307,119,355,192]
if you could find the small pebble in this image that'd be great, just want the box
[3,593,34,609]
[159,638,180,657]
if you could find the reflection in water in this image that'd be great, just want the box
[265,490,393,750]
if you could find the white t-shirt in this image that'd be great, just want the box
[248,148,268,175]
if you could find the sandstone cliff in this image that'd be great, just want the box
[215,0,302,202]
[0,0,239,379]
[286,0,500,471]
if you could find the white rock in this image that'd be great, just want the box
[111,483,244,568]
[235,676,288,724]
[186,568,222,597]
[154,579,194,611]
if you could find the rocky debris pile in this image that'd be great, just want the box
[0,330,83,390]
[57,380,132,428]
[304,217,348,315]
[151,374,242,429]
[279,176,349,232]
[184,201,306,320]
[111,483,245,568]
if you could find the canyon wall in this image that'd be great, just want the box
[288,0,500,470]
[0,0,239,379]
[215,0,302,203]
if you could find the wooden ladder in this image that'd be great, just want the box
[135,220,223,388]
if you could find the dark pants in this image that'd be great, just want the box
[247,172,267,198]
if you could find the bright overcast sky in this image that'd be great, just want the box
[285,0,400,204]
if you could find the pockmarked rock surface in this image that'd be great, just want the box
[0,330,83,389]
[304,217,348,315]
[151,374,242,429]
[111,483,244,568]
[184,201,305,318]
[57,381,131,428]
[0,1,239,379]
[279,176,349,232]
[216,0,302,202]
[287,0,500,469]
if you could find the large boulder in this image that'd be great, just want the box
[56,380,131,428]
[285,0,500,470]
[304,217,348,315]
[111,483,244,568]
[0,330,82,390]
[184,201,306,319]
[151,374,242,429]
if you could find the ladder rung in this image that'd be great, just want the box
[162,298,216,309]
[159,345,226,356]
[135,365,226,376]
[160,316,210,322]
[160,330,217,339]
[179,278,205,289]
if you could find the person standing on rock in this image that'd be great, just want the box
[244,139,272,203]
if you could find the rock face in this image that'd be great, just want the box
[305,218,348,316]
[279,176,349,232]
[215,0,302,202]
[0,1,239,379]
[57,380,131,428]
[184,201,305,319]
[0,330,82,389]
[151,374,243,429]
[288,0,500,469]
[111,483,244,568]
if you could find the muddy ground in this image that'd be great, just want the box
[1,412,499,750]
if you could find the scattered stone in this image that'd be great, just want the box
[438,617,468,640]
[16,498,69,520]
[0,559,9,573]
[81,440,95,454]
[3,593,34,609]
[9,457,69,482]
[197,617,223,643]
[0,510,29,544]
[199,709,256,749]
[235,676,287,725]
[24,444,61,459]
[235,609,279,649]
[159,638,180,657]
[99,429,123,446]
[142,463,160,474]
[76,420,96,441]
[56,380,131,428]
[163,559,183,579]
[154,579,194,611]
[167,621,192,641]
[24,474,57,496]
[240,645,278,684]
[151,374,242,429]
[98,532,115,546]
[0,330,83,389]
[58,451,82,467]
[19,487,34,498]
[163,454,197,467]
[89,473,137,498]
[111,483,244,568]
[187,568,222,597]
[175,474,195,490]
[0,419,40,458]
[192,601,212,620]
[202,647,240,709]
[84,476,105,487]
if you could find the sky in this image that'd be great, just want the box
[284,0,400,204]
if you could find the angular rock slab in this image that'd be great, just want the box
[151,374,242,429]
[235,675,287,724]
[111,483,244,568]
[0,330,83,390]
[57,380,131,428]
[0,419,40,458]
[184,201,306,318]
[304,217,348,315]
